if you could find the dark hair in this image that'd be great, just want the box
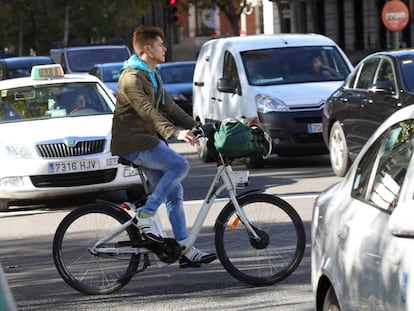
[132,26,165,56]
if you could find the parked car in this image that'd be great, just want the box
[156,61,196,117]
[323,49,414,177]
[312,104,414,310]
[0,64,141,211]
[50,45,130,73]
[89,62,123,95]
[192,34,353,167]
[0,56,54,80]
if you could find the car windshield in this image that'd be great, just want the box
[0,82,113,123]
[67,48,130,72]
[241,46,351,86]
[158,63,195,84]
[399,56,414,93]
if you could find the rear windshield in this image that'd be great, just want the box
[0,82,113,123]
[241,46,351,86]
[67,48,130,72]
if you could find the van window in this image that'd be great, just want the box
[241,46,350,86]
[222,51,241,91]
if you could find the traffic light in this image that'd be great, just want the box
[166,0,178,24]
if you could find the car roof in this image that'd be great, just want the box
[0,72,102,89]
[53,45,129,51]
[202,33,339,52]
[363,48,414,59]
[0,56,54,68]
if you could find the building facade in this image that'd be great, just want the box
[165,0,413,64]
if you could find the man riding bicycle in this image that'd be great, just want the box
[110,25,216,268]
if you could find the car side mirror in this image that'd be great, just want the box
[217,77,240,95]
[389,200,414,238]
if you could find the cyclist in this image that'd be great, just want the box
[110,25,216,268]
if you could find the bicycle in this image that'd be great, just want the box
[52,125,306,295]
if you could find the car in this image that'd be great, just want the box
[157,61,196,117]
[50,45,131,73]
[192,34,354,167]
[0,56,54,80]
[89,62,123,96]
[312,104,414,310]
[323,49,414,177]
[0,64,141,211]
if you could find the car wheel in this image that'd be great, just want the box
[323,286,340,311]
[197,137,214,162]
[329,121,350,177]
[0,200,9,211]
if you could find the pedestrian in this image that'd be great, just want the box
[110,25,216,268]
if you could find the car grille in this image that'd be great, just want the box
[36,139,106,158]
[30,169,117,187]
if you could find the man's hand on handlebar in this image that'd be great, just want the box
[175,129,199,146]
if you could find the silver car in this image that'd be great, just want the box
[312,104,414,310]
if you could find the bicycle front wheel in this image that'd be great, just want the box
[215,193,305,286]
[53,203,140,295]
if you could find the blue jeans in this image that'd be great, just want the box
[122,140,189,241]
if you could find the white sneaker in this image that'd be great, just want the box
[179,246,217,268]
[132,214,164,243]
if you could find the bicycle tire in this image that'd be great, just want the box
[215,193,305,286]
[53,203,140,295]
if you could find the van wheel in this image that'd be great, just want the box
[245,156,265,169]
[329,121,350,177]
[197,137,214,162]
[323,286,340,311]
[0,200,9,211]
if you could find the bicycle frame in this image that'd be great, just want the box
[91,159,260,258]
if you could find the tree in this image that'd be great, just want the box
[184,0,248,36]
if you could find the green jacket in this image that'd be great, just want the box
[110,67,196,156]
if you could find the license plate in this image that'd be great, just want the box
[48,159,99,174]
[308,123,322,133]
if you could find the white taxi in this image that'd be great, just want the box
[0,64,140,211]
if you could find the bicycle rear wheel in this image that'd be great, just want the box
[53,203,140,294]
[215,193,305,286]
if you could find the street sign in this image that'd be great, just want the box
[381,0,410,32]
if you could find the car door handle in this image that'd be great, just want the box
[337,225,349,240]
[194,82,204,87]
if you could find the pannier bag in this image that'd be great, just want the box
[213,118,272,159]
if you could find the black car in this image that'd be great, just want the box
[89,62,123,96]
[156,61,196,117]
[0,56,54,80]
[323,49,414,177]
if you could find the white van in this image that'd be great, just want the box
[192,34,353,167]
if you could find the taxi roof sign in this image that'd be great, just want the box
[31,64,64,80]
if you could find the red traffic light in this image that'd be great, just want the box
[169,0,177,5]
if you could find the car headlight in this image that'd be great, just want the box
[255,94,288,113]
[0,143,35,159]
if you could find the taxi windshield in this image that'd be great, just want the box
[0,82,113,123]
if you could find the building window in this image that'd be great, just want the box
[196,6,216,36]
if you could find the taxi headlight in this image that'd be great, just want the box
[0,143,35,159]
[255,94,288,113]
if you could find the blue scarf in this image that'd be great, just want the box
[121,55,165,104]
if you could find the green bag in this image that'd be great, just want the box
[213,118,271,158]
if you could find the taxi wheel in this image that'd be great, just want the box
[329,121,350,177]
[0,200,9,211]
[323,286,340,311]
